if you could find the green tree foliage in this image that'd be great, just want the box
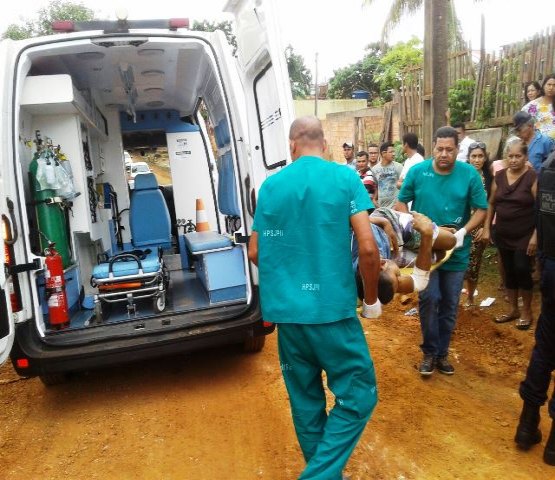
[476,85,496,128]
[375,38,423,97]
[327,43,387,101]
[192,20,237,55]
[285,45,312,99]
[328,40,422,102]
[448,78,476,124]
[2,1,95,40]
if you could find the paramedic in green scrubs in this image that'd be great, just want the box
[248,116,382,480]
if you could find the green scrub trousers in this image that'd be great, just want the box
[277,316,378,480]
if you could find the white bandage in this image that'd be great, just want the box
[453,228,467,249]
[410,266,430,292]
[362,299,382,319]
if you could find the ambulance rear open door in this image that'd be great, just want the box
[224,0,295,200]
[0,40,15,366]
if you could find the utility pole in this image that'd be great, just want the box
[480,13,485,64]
[314,52,318,117]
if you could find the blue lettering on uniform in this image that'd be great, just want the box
[263,229,285,237]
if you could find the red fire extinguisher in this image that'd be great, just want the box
[44,243,69,329]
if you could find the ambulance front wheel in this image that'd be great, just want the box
[153,293,166,313]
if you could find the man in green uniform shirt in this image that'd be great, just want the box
[396,126,488,376]
[248,116,381,479]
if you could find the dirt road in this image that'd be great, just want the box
[1,263,554,479]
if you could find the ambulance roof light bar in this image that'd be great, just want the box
[51,18,190,34]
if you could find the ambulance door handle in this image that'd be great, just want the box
[234,233,249,244]
[245,175,256,217]
[5,198,18,245]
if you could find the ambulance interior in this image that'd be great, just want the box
[15,36,251,336]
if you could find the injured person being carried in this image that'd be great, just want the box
[353,207,457,309]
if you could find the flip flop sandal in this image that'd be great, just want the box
[494,313,519,323]
[515,318,532,330]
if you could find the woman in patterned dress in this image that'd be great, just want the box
[522,74,555,139]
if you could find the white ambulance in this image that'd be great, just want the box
[0,0,294,384]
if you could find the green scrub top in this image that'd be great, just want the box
[252,155,373,324]
[398,159,488,271]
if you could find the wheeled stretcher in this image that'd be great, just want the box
[91,248,169,320]
[90,173,172,322]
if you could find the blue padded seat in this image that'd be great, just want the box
[184,231,232,254]
[93,250,161,279]
[217,151,241,216]
[92,173,170,281]
[129,173,171,249]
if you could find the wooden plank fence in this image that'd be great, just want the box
[397,48,475,139]
[395,26,555,135]
[470,27,555,128]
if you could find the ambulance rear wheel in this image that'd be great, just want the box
[153,293,166,313]
[243,335,266,353]
[39,373,68,386]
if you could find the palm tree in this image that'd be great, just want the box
[363,0,480,52]
[362,0,483,147]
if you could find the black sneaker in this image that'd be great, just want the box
[436,356,455,375]
[419,354,435,376]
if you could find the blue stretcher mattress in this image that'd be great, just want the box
[92,249,161,280]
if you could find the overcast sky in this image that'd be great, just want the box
[1,0,553,80]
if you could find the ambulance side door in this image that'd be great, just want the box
[0,39,16,365]
[224,0,295,201]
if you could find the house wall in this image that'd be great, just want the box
[322,107,385,163]
[294,99,367,120]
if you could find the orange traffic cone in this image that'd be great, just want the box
[195,198,211,232]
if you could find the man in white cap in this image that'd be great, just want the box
[342,141,357,170]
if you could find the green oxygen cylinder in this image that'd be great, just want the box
[29,152,72,268]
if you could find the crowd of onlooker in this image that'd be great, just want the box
[251,89,555,475]
[339,73,555,466]
[342,73,555,327]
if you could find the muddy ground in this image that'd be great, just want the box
[2,158,553,478]
[1,252,554,479]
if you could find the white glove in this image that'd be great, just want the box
[453,228,467,249]
[362,299,382,319]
